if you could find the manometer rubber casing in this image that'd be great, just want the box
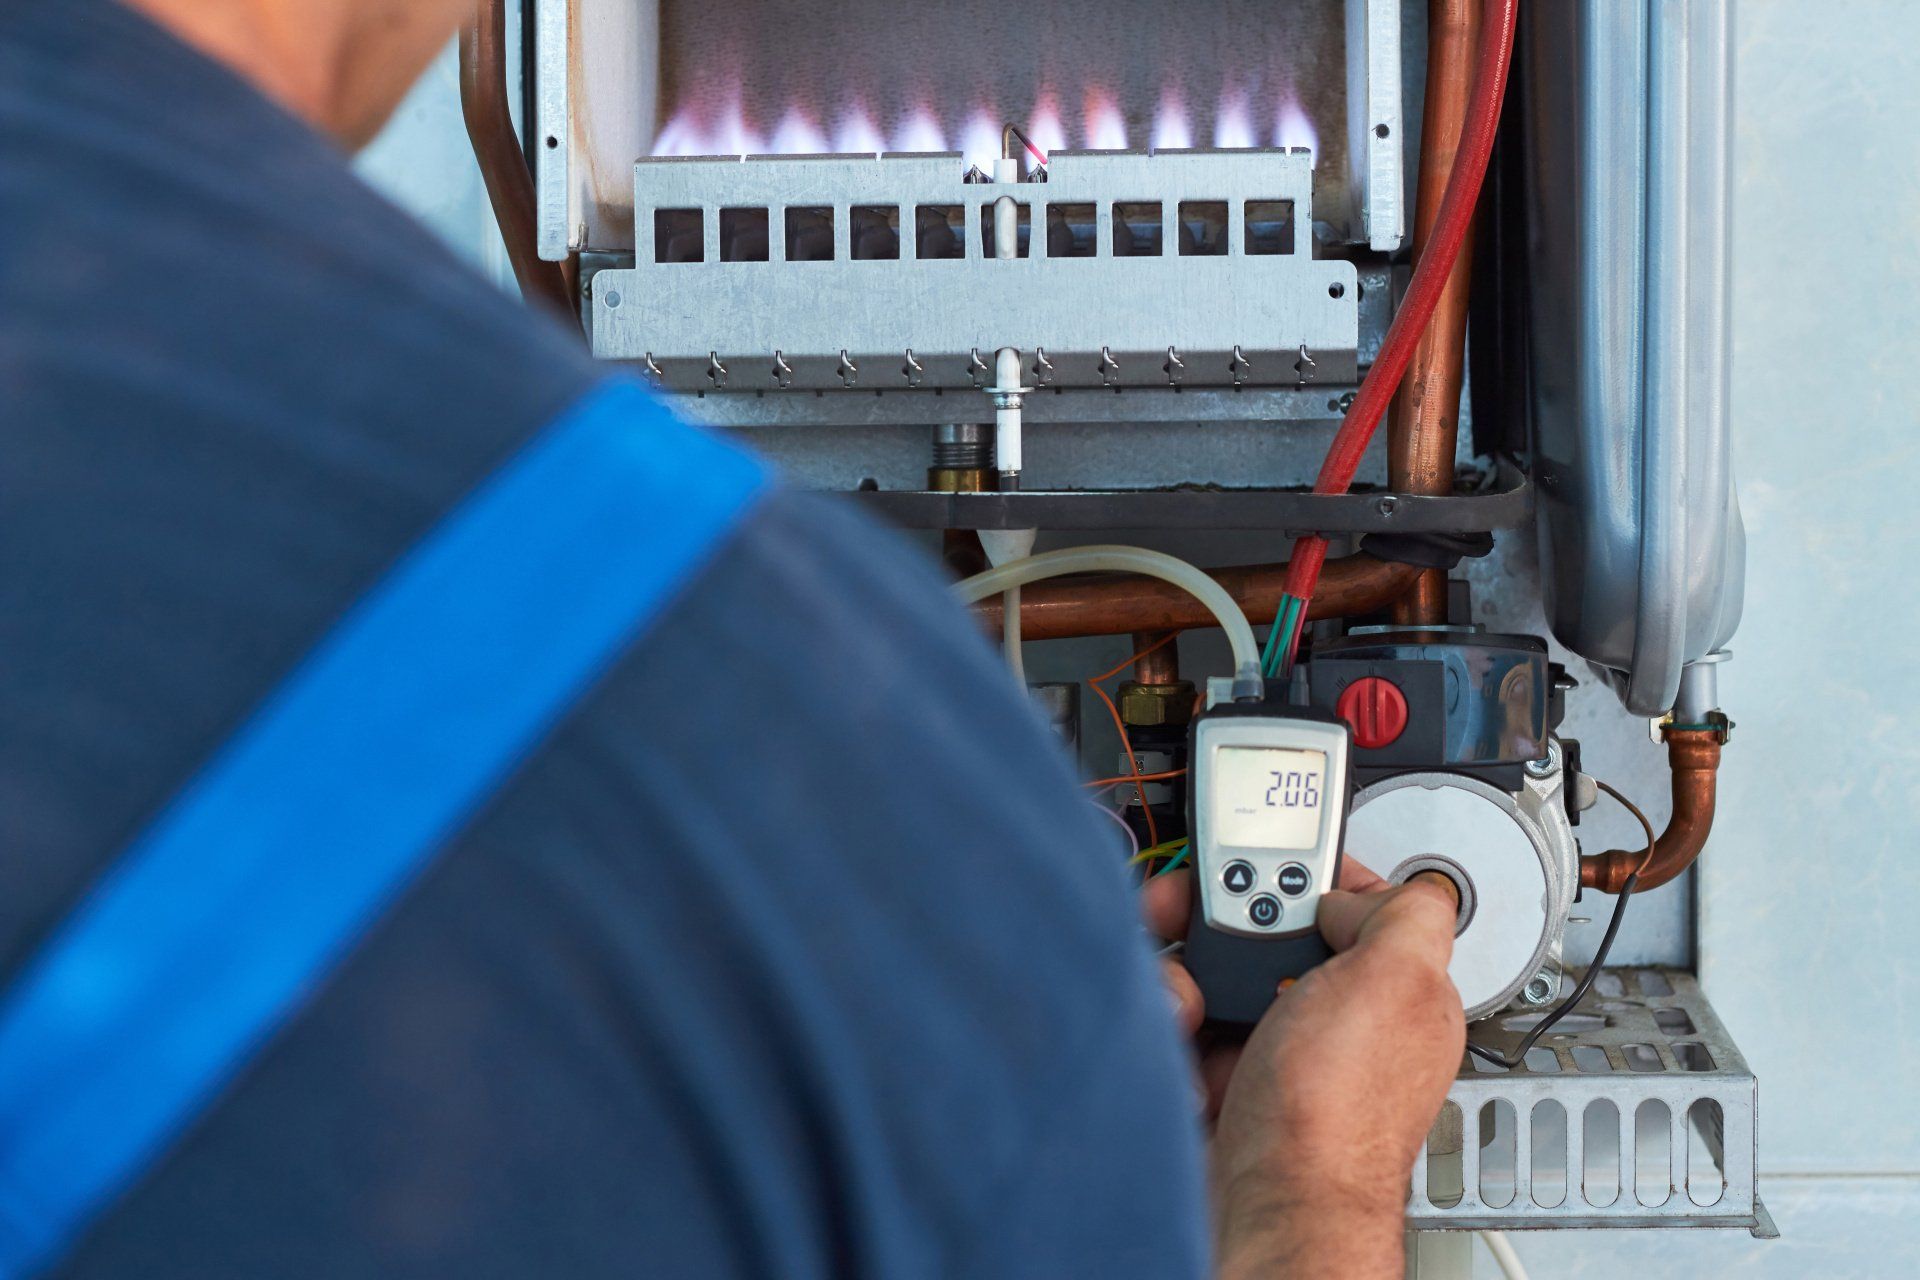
[1183,703,1354,1026]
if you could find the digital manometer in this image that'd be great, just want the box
[1183,703,1354,1025]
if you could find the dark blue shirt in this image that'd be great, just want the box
[0,1,1208,1275]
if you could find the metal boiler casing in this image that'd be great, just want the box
[1519,1,1745,715]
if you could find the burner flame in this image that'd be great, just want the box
[1275,97,1317,156]
[1082,86,1129,150]
[959,110,1003,171]
[893,105,948,153]
[769,107,828,155]
[1213,86,1256,149]
[1152,88,1193,151]
[654,82,1319,162]
[1029,90,1068,155]
[831,104,886,155]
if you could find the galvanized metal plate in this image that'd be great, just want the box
[855,476,1529,533]
[591,149,1359,392]
[1415,968,1759,1233]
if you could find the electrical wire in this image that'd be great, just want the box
[1465,777,1658,1070]
[1085,768,1189,790]
[1594,778,1659,877]
[1129,837,1191,879]
[1087,679,1161,847]
[1081,632,1183,847]
[1091,800,1140,862]
[1259,594,1299,679]
[1130,837,1189,864]
[1278,0,1518,672]
[1478,1230,1530,1280]
[1088,632,1178,685]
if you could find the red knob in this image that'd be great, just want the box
[1336,677,1409,749]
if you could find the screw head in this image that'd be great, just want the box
[1522,973,1557,1005]
[1375,496,1399,517]
[1525,744,1560,778]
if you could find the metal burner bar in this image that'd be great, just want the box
[590,148,1358,393]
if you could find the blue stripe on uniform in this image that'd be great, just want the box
[0,379,768,1277]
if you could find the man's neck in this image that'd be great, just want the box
[119,1,347,140]
[116,0,468,148]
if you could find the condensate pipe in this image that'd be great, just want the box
[1388,0,1484,625]
[1580,727,1726,895]
[971,554,1419,642]
[459,0,577,321]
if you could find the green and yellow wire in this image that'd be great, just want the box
[1130,837,1191,878]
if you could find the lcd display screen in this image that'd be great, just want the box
[1212,746,1327,849]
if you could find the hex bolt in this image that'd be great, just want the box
[1522,972,1557,1006]
[1525,744,1561,778]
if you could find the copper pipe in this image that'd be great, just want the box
[1132,631,1180,685]
[972,554,1420,641]
[459,0,578,321]
[1389,0,1483,625]
[1580,729,1725,895]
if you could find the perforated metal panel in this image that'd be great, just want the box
[1415,968,1765,1234]
[590,149,1358,393]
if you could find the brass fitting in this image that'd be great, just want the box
[1117,680,1197,728]
[927,467,988,492]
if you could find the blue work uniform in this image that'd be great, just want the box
[0,0,1208,1275]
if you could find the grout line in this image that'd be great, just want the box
[1761,1171,1920,1182]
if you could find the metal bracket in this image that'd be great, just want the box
[1412,969,1761,1234]
[1033,347,1056,387]
[1164,346,1186,386]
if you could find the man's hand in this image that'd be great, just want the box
[1143,867,1465,1279]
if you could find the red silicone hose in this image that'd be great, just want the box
[1281,0,1518,663]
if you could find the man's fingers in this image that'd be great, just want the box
[1316,877,1458,956]
[1141,868,1191,941]
[1161,957,1204,1036]
[1336,858,1389,893]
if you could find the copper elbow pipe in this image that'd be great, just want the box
[1389,0,1483,625]
[459,0,577,321]
[971,554,1420,642]
[1580,729,1725,895]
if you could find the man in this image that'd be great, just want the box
[0,0,1464,1275]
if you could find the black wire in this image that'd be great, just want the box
[1465,871,1639,1070]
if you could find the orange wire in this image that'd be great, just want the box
[1082,768,1189,789]
[1088,681,1157,846]
[1087,631,1178,685]
[1083,631,1183,847]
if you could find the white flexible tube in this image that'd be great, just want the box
[1001,590,1025,685]
[977,529,1039,686]
[955,546,1265,698]
[1479,1231,1529,1280]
